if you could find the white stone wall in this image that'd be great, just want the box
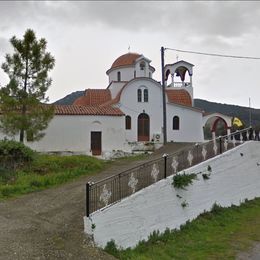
[119,78,163,142]
[84,141,260,248]
[167,104,204,142]
[0,115,126,156]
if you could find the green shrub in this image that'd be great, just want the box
[0,167,16,184]
[172,173,197,189]
[0,140,35,169]
[104,240,119,257]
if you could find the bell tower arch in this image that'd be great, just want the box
[164,60,194,105]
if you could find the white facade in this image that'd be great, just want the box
[0,115,126,156]
[167,104,204,142]
[118,78,163,142]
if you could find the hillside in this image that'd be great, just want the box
[53,92,260,128]
[54,91,84,105]
[194,99,260,127]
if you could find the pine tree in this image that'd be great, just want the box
[0,29,55,143]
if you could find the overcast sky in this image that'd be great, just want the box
[1,1,260,108]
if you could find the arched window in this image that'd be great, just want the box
[125,115,131,130]
[137,89,142,102]
[117,71,121,81]
[144,89,148,102]
[140,62,145,71]
[173,116,180,130]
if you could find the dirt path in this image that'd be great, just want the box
[0,143,190,260]
[236,243,260,260]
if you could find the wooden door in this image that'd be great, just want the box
[91,132,102,155]
[138,113,150,141]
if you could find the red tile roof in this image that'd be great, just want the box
[166,89,192,107]
[54,105,124,116]
[110,53,141,69]
[73,89,111,106]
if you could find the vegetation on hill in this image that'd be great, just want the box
[195,99,260,128]
[53,91,84,105]
[105,198,260,259]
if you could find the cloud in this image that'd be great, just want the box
[64,2,260,37]
[0,37,10,55]
[1,2,260,44]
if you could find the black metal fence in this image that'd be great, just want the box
[86,127,259,216]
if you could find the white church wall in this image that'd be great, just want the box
[119,79,163,142]
[167,104,204,142]
[108,67,135,83]
[108,82,126,99]
[84,141,260,249]
[0,115,125,156]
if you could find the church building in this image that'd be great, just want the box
[0,52,233,157]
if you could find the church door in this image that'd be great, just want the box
[91,131,102,155]
[138,113,150,141]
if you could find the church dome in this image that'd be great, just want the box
[110,52,141,70]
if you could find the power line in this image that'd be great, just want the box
[165,47,260,60]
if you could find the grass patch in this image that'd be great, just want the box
[104,198,260,259]
[172,172,197,189]
[0,153,106,199]
[0,152,151,200]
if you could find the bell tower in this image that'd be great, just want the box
[164,60,194,105]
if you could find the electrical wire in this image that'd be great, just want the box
[165,47,260,60]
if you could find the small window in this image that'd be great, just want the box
[137,89,142,102]
[134,71,136,78]
[140,62,145,71]
[144,89,148,102]
[117,71,121,81]
[125,115,131,130]
[173,116,180,130]
[149,72,152,78]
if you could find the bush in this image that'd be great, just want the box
[104,240,119,257]
[0,140,35,169]
[172,173,197,189]
[0,167,16,183]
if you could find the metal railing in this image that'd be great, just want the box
[171,82,191,88]
[86,127,259,216]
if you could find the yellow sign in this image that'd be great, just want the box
[233,117,243,127]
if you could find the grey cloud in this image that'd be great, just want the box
[0,37,11,55]
[2,1,260,53]
[68,2,260,38]
[2,1,260,39]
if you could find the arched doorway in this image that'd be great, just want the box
[138,113,150,141]
[202,113,232,140]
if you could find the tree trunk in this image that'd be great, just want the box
[20,129,24,143]
[20,49,29,143]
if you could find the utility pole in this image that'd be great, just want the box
[249,97,252,127]
[161,47,167,145]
